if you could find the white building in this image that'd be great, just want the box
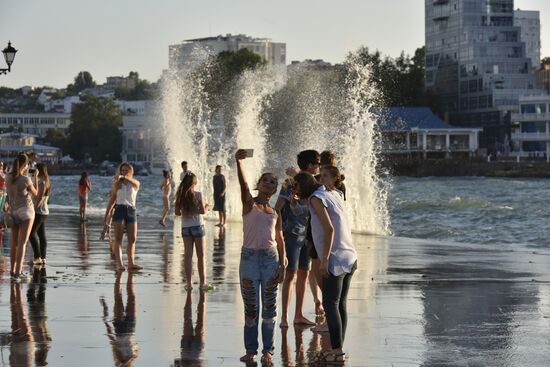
[0,132,60,164]
[511,95,550,159]
[120,113,166,173]
[374,107,481,159]
[44,95,81,113]
[514,9,541,70]
[169,34,286,70]
[0,113,72,137]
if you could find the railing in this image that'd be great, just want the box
[511,113,550,121]
[511,132,550,141]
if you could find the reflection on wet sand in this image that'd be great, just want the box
[212,226,225,282]
[280,324,334,366]
[78,223,90,270]
[161,234,170,283]
[27,267,51,366]
[9,282,34,367]
[174,290,206,367]
[100,272,139,367]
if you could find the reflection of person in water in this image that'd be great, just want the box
[100,272,139,367]
[161,234,170,283]
[212,226,226,281]
[281,324,309,366]
[27,266,51,366]
[10,282,35,367]
[174,290,205,367]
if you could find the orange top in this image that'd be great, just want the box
[78,181,90,195]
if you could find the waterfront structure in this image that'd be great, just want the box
[0,132,60,163]
[169,34,286,70]
[288,59,332,70]
[374,107,481,158]
[537,64,550,94]
[0,112,71,137]
[510,95,550,160]
[514,9,541,70]
[425,0,544,148]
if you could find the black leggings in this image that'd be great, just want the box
[322,261,357,349]
[30,213,48,260]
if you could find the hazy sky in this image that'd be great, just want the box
[0,0,547,88]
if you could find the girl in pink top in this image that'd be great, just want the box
[235,149,286,366]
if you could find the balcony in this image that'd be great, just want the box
[511,132,550,142]
[511,113,550,122]
[433,0,449,4]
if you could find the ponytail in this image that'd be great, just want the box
[11,154,28,183]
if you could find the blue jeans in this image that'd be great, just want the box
[239,246,280,355]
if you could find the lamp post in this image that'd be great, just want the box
[0,41,18,75]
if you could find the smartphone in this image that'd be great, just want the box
[28,168,36,175]
[244,149,254,158]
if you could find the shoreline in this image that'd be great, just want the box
[383,158,550,178]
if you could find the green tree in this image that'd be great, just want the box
[542,57,550,67]
[67,95,122,162]
[114,71,154,100]
[42,128,67,150]
[67,71,96,95]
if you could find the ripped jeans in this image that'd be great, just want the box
[239,246,280,355]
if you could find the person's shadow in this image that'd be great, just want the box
[174,290,206,367]
[100,271,139,367]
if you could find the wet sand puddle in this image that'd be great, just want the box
[1,212,550,366]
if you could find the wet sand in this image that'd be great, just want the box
[1,211,550,366]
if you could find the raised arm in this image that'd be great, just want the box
[235,149,253,214]
[27,172,39,196]
[124,175,140,190]
[310,196,334,278]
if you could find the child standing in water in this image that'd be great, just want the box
[175,172,213,290]
[159,170,172,227]
[78,172,91,222]
[235,149,286,366]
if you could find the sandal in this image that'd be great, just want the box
[240,353,256,363]
[199,283,215,291]
[260,352,273,366]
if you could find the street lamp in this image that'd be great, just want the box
[0,41,18,75]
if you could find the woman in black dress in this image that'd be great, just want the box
[212,165,226,226]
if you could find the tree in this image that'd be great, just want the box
[114,71,154,100]
[42,128,67,150]
[66,94,122,162]
[67,71,96,95]
[347,46,439,111]
[542,57,550,67]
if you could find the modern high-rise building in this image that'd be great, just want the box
[514,9,541,70]
[169,34,286,70]
[425,0,544,148]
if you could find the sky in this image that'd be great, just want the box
[0,0,547,89]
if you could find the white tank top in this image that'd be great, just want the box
[116,182,138,207]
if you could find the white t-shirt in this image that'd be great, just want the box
[116,182,138,207]
[309,186,357,276]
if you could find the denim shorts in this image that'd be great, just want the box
[284,232,310,271]
[182,224,205,239]
[112,205,137,224]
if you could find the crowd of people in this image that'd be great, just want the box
[2,147,357,365]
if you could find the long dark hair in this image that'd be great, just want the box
[36,163,51,195]
[79,171,88,186]
[175,172,198,214]
[294,172,322,200]
[11,154,28,183]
